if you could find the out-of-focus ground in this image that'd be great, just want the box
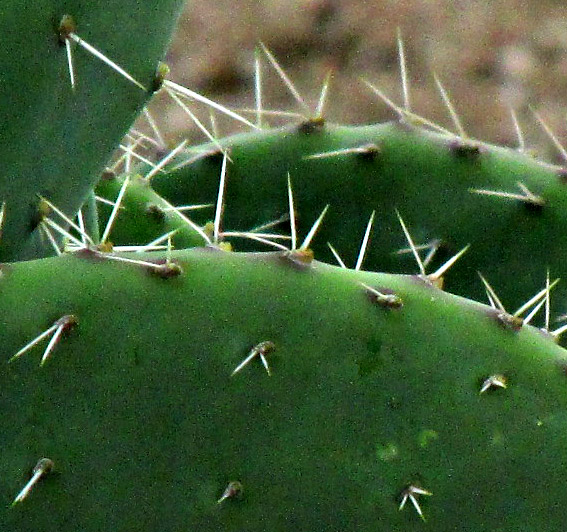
[148,0,567,163]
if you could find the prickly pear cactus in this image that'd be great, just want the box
[147,120,567,320]
[2,248,567,531]
[0,0,186,261]
[4,4,567,530]
[95,171,208,250]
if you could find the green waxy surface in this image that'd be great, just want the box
[1,248,567,530]
[0,0,186,261]
[95,173,208,249]
[151,122,567,320]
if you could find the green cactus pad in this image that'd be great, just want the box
[2,248,567,530]
[95,172,208,250]
[150,121,567,320]
[0,0,186,261]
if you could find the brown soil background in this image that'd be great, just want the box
[149,0,567,163]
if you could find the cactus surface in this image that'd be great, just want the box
[147,121,567,320]
[95,172,207,250]
[4,5,567,530]
[0,0,186,261]
[2,248,567,530]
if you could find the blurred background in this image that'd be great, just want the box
[149,0,567,162]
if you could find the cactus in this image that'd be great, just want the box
[94,171,208,251]
[4,5,567,531]
[145,120,567,321]
[2,248,567,531]
[0,0,186,261]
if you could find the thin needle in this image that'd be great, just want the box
[315,70,332,118]
[509,107,526,152]
[514,278,559,317]
[221,232,289,251]
[470,184,544,206]
[164,80,258,129]
[38,197,95,246]
[249,214,289,233]
[552,322,567,340]
[300,205,329,250]
[40,323,65,366]
[231,341,274,377]
[422,240,441,268]
[164,88,227,157]
[355,211,375,271]
[144,139,188,181]
[397,28,411,111]
[143,230,178,248]
[363,79,453,135]
[288,174,297,250]
[101,176,130,244]
[143,108,166,149]
[0,201,5,236]
[396,210,425,276]
[260,42,310,114]
[157,195,211,245]
[254,47,263,128]
[116,143,156,170]
[478,272,506,312]
[39,223,62,255]
[11,459,54,506]
[68,33,146,91]
[546,269,551,331]
[65,38,75,89]
[429,244,470,281]
[433,73,466,138]
[531,107,567,162]
[42,218,85,248]
[327,242,347,268]
[123,139,135,174]
[213,153,228,244]
[209,110,219,138]
[524,298,546,325]
[76,209,87,246]
[9,324,59,362]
